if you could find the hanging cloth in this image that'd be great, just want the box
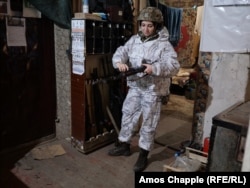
[158,3,182,47]
[28,0,72,29]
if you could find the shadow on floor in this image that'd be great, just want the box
[1,94,194,187]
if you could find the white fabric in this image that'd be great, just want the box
[112,26,180,96]
[112,26,180,151]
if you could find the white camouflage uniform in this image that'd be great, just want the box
[112,26,180,151]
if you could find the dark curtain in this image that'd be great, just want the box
[27,0,72,29]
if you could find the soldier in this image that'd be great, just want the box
[108,7,180,172]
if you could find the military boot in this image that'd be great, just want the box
[108,142,131,156]
[133,148,149,172]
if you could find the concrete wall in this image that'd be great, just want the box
[203,52,250,140]
[54,25,71,140]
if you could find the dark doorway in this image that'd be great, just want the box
[0,17,56,153]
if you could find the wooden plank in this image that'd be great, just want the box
[185,147,208,164]
[74,13,103,21]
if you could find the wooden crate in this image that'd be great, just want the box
[185,147,208,164]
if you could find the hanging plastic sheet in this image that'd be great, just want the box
[200,0,250,53]
[27,0,72,29]
[212,0,250,6]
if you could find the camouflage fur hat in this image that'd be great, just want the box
[137,7,164,23]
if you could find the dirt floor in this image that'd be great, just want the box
[1,94,196,188]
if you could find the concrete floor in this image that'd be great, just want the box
[1,94,194,188]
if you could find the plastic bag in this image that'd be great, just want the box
[171,155,201,172]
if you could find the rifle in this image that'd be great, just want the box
[91,68,104,135]
[87,65,147,85]
[115,65,147,79]
[85,79,98,140]
[106,65,147,137]
[101,56,113,132]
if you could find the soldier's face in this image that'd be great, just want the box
[140,21,155,37]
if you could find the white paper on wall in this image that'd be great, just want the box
[71,19,85,75]
[71,50,85,75]
[71,19,85,33]
[200,0,250,53]
[72,32,85,52]
[6,17,27,47]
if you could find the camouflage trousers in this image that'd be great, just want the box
[118,88,162,151]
